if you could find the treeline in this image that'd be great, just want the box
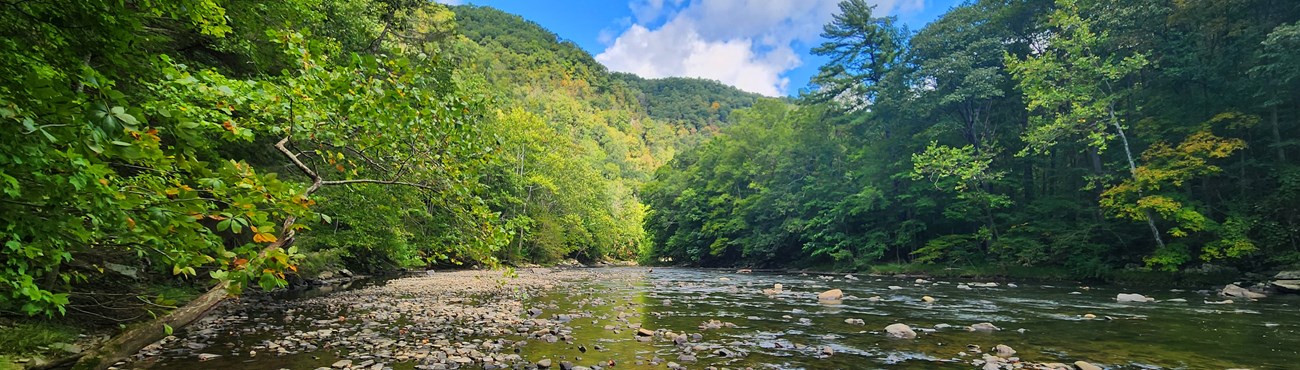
[644,0,1300,276]
[0,1,758,318]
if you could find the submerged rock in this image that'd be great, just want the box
[844,318,865,325]
[968,322,1000,332]
[1116,293,1155,303]
[921,295,936,303]
[885,323,917,339]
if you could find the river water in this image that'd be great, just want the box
[137,268,1299,369]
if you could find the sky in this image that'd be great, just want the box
[441,0,962,97]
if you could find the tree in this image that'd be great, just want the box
[809,0,909,109]
[1006,0,1163,250]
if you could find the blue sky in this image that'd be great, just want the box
[448,0,962,97]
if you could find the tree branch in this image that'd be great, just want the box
[321,178,436,190]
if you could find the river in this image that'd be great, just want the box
[133,267,1298,369]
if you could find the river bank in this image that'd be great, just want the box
[119,267,1299,369]
[4,265,1295,369]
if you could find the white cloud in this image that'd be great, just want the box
[597,0,925,96]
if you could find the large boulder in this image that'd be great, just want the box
[1274,279,1300,292]
[1273,271,1300,292]
[1220,284,1266,299]
[884,323,917,339]
[1116,293,1155,303]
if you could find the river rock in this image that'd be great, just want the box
[968,322,1000,332]
[818,289,844,301]
[885,323,917,339]
[763,283,784,295]
[1116,293,1155,303]
[994,344,1016,357]
[1275,280,1300,292]
[921,295,935,303]
[1074,361,1103,370]
[1221,284,1266,299]
[1272,271,1300,292]
[197,353,221,361]
[845,318,865,325]
[636,328,654,337]
[332,359,352,369]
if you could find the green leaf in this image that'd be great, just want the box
[39,128,57,143]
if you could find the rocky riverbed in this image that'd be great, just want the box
[128,267,1299,369]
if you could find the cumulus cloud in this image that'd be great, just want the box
[597,0,923,96]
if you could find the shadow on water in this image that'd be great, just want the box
[140,268,1299,370]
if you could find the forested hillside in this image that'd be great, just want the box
[644,0,1300,278]
[446,5,763,263]
[0,0,757,329]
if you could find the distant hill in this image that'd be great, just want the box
[613,73,763,130]
[452,5,762,133]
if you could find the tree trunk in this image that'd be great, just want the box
[1272,106,1286,162]
[72,282,230,370]
[1110,107,1166,251]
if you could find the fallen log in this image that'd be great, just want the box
[71,281,229,370]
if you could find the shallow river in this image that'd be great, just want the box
[139,268,1299,369]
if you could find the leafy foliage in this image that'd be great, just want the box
[645,0,1300,277]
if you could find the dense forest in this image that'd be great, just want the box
[0,0,760,328]
[644,0,1300,278]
